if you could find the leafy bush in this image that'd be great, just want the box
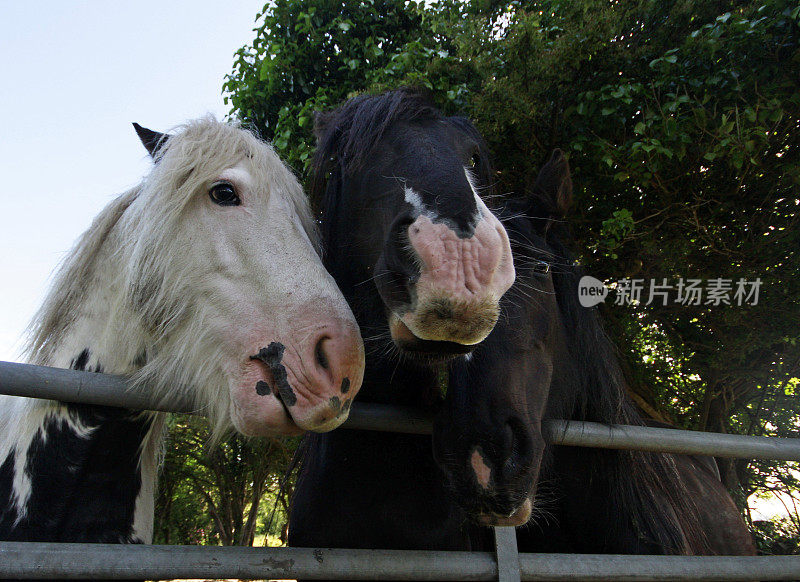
[217,0,800,549]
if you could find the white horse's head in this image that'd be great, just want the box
[117,118,363,437]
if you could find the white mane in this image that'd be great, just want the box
[0,115,365,544]
[21,116,320,440]
[24,188,138,366]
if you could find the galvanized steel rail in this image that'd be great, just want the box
[1,542,800,580]
[2,360,800,581]
[2,360,800,460]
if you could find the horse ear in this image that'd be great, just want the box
[531,148,572,219]
[133,123,169,159]
[313,111,334,143]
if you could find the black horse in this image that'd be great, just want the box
[289,89,513,551]
[434,149,756,555]
[289,90,754,559]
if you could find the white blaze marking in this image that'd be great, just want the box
[404,170,486,229]
[403,185,424,212]
[404,185,439,221]
[464,167,486,220]
[470,448,492,490]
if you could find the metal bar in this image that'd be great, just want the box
[343,401,434,435]
[494,527,521,582]
[2,361,800,459]
[0,542,496,580]
[0,361,432,433]
[2,542,800,581]
[2,361,800,581]
[518,553,800,581]
[542,420,800,461]
[0,360,195,414]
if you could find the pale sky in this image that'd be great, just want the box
[0,1,264,361]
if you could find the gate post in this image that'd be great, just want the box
[494,526,521,582]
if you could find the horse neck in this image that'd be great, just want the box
[0,221,164,543]
[539,445,692,554]
[543,287,700,554]
[34,227,148,374]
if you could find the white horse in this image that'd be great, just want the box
[0,117,364,544]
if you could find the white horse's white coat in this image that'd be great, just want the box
[0,117,363,543]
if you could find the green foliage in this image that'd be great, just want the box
[441,0,800,525]
[222,0,469,171]
[216,0,800,551]
[600,209,634,259]
[153,415,297,546]
[753,516,800,555]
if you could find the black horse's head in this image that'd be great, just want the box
[313,89,515,363]
[433,149,576,525]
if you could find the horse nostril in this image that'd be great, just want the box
[503,421,514,451]
[315,337,330,370]
[502,417,533,481]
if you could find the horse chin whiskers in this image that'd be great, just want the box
[397,348,464,367]
[525,496,558,530]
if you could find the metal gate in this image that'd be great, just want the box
[1,360,799,581]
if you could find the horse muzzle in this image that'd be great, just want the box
[378,208,515,347]
[229,312,365,436]
[477,497,534,527]
[434,413,543,527]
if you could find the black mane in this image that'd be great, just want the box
[313,88,443,179]
[537,228,632,424]
[533,219,708,553]
[311,88,493,250]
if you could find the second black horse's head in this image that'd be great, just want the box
[433,149,577,525]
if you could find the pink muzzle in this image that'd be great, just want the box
[399,203,515,345]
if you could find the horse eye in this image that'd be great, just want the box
[533,261,550,275]
[470,153,481,168]
[209,182,240,206]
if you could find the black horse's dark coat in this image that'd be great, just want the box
[289,89,495,554]
[434,150,753,555]
[289,90,754,564]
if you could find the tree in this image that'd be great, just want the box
[223,0,800,550]
[154,415,297,546]
[458,0,800,506]
[223,0,467,171]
